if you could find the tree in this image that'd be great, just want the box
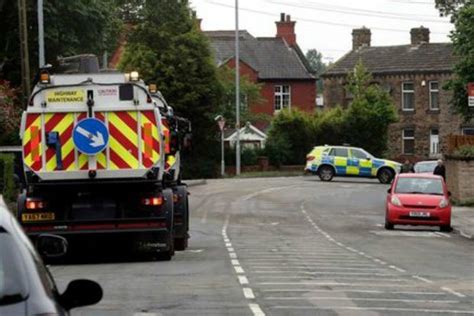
[119,0,223,178]
[435,1,474,121]
[0,80,21,145]
[306,49,327,92]
[343,61,397,156]
[216,66,270,126]
[1,0,122,87]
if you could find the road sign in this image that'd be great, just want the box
[73,118,109,155]
[468,83,474,107]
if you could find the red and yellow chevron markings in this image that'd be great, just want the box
[23,113,43,171]
[108,111,140,170]
[141,111,160,168]
[44,113,75,171]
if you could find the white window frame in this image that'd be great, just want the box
[402,82,415,111]
[462,127,474,136]
[402,129,415,155]
[274,85,291,112]
[429,81,439,111]
[430,128,440,157]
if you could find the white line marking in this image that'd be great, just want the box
[229,252,237,259]
[227,247,234,252]
[434,232,451,238]
[261,289,445,295]
[389,265,406,273]
[234,266,245,274]
[231,259,240,266]
[271,306,474,314]
[256,282,420,287]
[243,287,255,299]
[413,275,434,284]
[265,297,459,303]
[441,287,467,298]
[238,276,249,285]
[249,303,266,316]
[225,242,232,247]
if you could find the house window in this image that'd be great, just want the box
[402,129,415,155]
[274,85,291,111]
[429,81,439,110]
[430,128,440,157]
[402,82,415,111]
[462,127,474,136]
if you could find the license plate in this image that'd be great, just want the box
[409,211,430,218]
[22,212,55,222]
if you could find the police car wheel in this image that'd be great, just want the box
[318,166,334,181]
[377,168,394,184]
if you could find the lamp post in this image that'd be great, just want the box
[235,0,241,176]
[38,0,45,67]
[215,115,226,177]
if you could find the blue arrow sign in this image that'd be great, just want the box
[73,118,109,155]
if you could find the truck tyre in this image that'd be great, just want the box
[174,186,189,251]
[385,221,394,230]
[377,168,394,184]
[318,165,334,181]
[440,225,452,232]
[160,188,175,260]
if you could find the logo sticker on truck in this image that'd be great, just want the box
[47,89,85,103]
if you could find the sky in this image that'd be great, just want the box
[190,0,454,63]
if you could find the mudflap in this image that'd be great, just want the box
[173,185,189,251]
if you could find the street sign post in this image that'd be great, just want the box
[468,83,474,108]
[215,115,226,177]
[73,118,109,155]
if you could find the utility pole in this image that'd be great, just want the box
[18,0,31,99]
[235,0,241,176]
[38,0,45,67]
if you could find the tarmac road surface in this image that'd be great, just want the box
[50,176,474,315]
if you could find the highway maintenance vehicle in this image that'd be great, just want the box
[17,55,190,260]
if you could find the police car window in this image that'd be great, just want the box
[351,149,368,159]
[333,148,349,157]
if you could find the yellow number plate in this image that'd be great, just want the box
[22,212,55,222]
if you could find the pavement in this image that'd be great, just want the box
[452,206,474,239]
[48,176,474,316]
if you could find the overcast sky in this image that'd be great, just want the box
[190,0,453,63]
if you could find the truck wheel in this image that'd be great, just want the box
[174,237,188,251]
[385,221,394,230]
[318,165,334,181]
[16,192,26,221]
[378,168,394,184]
[440,225,452,232]
[160,188,175,261]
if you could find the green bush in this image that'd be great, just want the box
[264,133,292,167]
[0,154,17,203]
[224,147,264,166]
[453,145,474,159]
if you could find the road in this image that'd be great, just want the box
[50,176,474,316]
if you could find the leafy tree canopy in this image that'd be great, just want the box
[305,49,327,92]
[119,0,224,178]
[435,0,474,120]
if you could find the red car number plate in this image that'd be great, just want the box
[409,211,430,218]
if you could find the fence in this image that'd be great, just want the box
[446,135,474,155]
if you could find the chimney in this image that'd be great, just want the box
[410,26,430,45]
[196,18,202,31]
[276,13,296,46]
[352,27,371,50]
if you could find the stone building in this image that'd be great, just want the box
[322,26,474,161]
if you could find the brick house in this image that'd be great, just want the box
[204,13,316,118]
[322,26,474,161]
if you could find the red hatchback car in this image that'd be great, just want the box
[385,174,452,232]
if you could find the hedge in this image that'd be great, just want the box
[0,154,17,203]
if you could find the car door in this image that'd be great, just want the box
[350,148,372,177]
[331,147,349,175]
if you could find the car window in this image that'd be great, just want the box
[414,162,437,173]
[0,231,29,306]
[330,147,349,157]
[395,178,444,195]
[351,149,368,159]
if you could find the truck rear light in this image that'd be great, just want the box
[306,155,315,161]
[25,198,46,210]
[39,70,51,84]
[141,197,163,206]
